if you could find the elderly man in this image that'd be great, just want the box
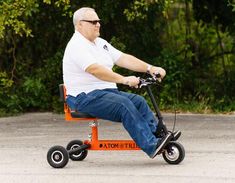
[63,7,171,158]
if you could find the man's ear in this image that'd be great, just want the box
[75,21,82,30]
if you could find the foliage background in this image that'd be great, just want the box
[0,0,235,116]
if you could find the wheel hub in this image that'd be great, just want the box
[51,151,63,164]
[165,146,180,161]
[71,144,82,157]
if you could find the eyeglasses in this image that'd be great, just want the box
[80,19,101,25]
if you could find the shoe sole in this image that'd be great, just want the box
[150,134,171,159]
[173,131,181,141]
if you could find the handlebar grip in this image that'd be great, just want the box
[154,72,161,78]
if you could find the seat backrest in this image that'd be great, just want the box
[59,84,97,121]
[59,84,66,102]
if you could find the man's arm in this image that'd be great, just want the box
[116,53,166,79]
[85,63,139,87]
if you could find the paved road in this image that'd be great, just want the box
[0,112,235,183]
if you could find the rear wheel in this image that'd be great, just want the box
[162,141,185,164]
[47,145,69,168]
[66,140,88,161]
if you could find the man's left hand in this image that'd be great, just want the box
[150,66,166,82]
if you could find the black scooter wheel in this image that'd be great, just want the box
[47,145,69,168]
[162,141,185,164]
[66,140,88,161]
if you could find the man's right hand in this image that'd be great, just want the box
[122,76,139,88]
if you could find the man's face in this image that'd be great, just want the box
[77,10,101,42]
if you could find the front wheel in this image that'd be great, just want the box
[162,141,185,164]
[47,145,69,168]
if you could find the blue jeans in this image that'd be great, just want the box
[66,88,160,156]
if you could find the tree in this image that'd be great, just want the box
[0,0,170,114]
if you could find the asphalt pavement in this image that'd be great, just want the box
[0,112,235,183]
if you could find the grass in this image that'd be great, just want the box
[0,101,235,118]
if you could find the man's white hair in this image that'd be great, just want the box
[73,7,95,28]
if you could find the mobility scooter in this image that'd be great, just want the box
[47,75,185,168]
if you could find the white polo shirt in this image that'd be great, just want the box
[63,31,123,97]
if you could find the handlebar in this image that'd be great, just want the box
[138,73,162,88]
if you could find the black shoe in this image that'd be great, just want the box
[154,130,181,141]
[154,129,165,138]
[149,133,172,159]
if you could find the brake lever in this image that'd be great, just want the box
[138,78,154,88]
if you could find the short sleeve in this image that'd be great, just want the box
[70,46,97,71]
[105,42,123,62]
[96,38,123,63]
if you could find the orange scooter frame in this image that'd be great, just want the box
[61,84,140,151]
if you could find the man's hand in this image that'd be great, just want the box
[122,76,139,88]
[150,66,166,82]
